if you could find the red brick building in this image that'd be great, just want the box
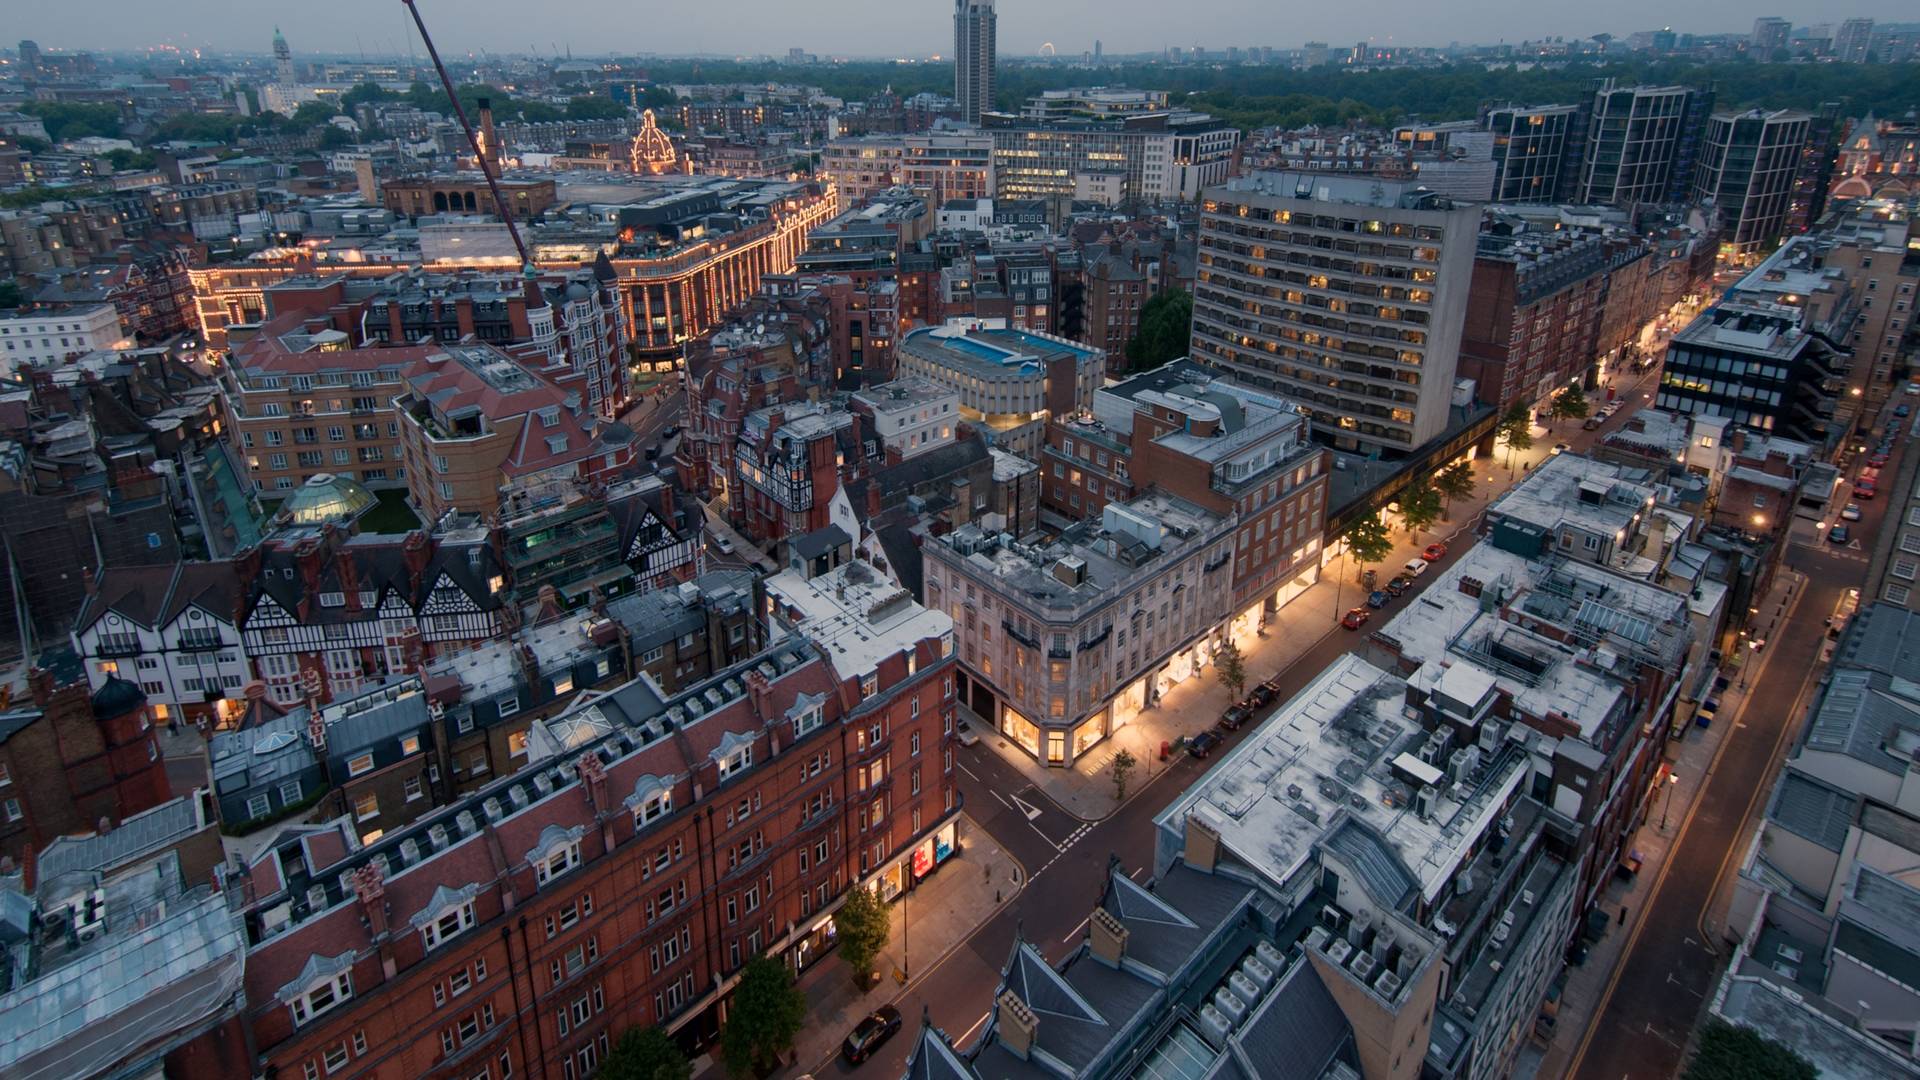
[0,665,171,876]
[181,611,958,1079]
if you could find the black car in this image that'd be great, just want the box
[1385,575,1412,597]
[1189,731,1222,758]
[843,1005,904,1064]
[1247,683,1277,708]
[1219,704,1251,730]
[1259,677,1283,696]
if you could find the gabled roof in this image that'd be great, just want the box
[1767,767,1857,853]
[903,1019,977,1080]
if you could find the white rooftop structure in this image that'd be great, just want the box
[1155,653,1529,906]
[764,559,954,680]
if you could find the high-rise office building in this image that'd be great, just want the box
[954,0,997,125]
[1190,172,1481,455]
[1750,17,1792,54]
[1575,82,1714,207]
[17,40,41,72]
[1485,103,1587,203]
[1692,108,1812,256]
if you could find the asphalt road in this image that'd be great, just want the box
[1569,420,1905,1079]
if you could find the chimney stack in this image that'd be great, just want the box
[476,97,501,175]
[1089,906,1129,968]
[995,990,1038,1059]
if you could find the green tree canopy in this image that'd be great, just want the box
[1497,399,1535,468]
[23,102,123,141]
[1124,288,1193,372]
[720,956,806,1078]
[1548,383,1591,427]
[1398,477,1442,536]
[1214,637,1247,698]
[1434,460,1475,518]
[0,280,24,310]
[1682,1021,1815,1080]
[833,883,890,985]
[1343,513,1393,578]
[103,148,156,171]
[568,95,629,120]
[600,1026,692,1080]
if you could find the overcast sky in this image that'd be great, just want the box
[14,3,1917,60]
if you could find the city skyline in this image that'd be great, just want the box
[12,2,1920,62]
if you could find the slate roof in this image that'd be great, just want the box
[1801,668,1920,776]
[903,1020,978,1080]
[1766,768,1857,853]
[1834,865,1920,993]
[74,561,241,634]
[1231,961,1357,1080]
[35,795,206,890]
[1834,603,1920,678]
[322,680,432,762]
[1104,863,1252,978]
[790,524,851,562]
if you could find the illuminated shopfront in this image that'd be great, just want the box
[1072,711,1106,759]
[1001,706,1040,756]
[869,819,962,903]
[1111,678,1148,731]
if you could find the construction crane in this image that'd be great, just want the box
[399,0,532,270]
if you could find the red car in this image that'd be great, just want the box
[1868,454,1890,469]
[1422,542,1448,562]
[1341,607,1371,631]
[1856,483,1877,500]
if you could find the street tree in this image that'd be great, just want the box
[1548,383,1591,430]
[601,1026,693,1080]
[833,884,890,989]
[1214,637,1247,699]
[1111,749,1137,801]
[1343,513,1393,582]
[1434,461,1475,519]
[1682,1020,1814,1080]
[1497,400,1534,471]
[720,956,807,1078]
[1398,477,1442,537]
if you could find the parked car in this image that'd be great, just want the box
[1188,731,1221,758]
[1401,558,1429,579]
[711,533,736,554]
[1258,677,1283,697]
[1341,607,1371,631]
[1841,503,1863,522]
[1868,453,1890,469]
[1385,575,1413,597]
[1367,589,1390,609]
[661,425,681,439]
[1219,703,1252,730]
[1551,442,1572,456]
[843,1006,904,1064]
[1422,542,1448,562]
[1905,382,1920,395]
[1829,524,1852,544]
[1856,483,1877,500]
[954,719,979,747]
[1897,404,1912,418]
[1247,683,1277,708]
[1584,416,1604,431]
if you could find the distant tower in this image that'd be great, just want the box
[1094,39,1102,61]
[272,26,293,85]
[17,40,41,73]
[953,0,996,125]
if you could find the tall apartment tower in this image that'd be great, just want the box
[1750,17,1791,54]
[1834,18,1875,62]
[1575,82,1714,207]
[1190,172,1481,456]
[1692,109,1814,256]
[954,0,997,125]
[1484,103,1587,203]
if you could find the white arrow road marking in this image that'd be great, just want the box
[1009,793,1043,821]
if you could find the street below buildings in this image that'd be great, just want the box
[1564,401,1910,1080]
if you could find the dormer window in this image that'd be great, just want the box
[535,840,582,885]
[793,703,823,738]
[546,435,569,455]
[421,897,476,950]
[718,745,752,780]
[290,969,352,1025]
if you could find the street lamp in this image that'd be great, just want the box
[1661,772,1679,830]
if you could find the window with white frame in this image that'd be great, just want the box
[290,970,354,1025]
[793,701,824,737]
[247,793,272,819]
[536,841,582,885]
[346,753,375,777]
[717,744,752,780]
[636,789,671,826]
[279,779,303,804]
[422,898,476,950]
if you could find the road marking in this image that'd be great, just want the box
[957,1011,991,1045]
[991,791,1012,811]
[957,762,980,782]
[1063,915,1090,942]
[1667,972,1703,997]
[1009,793,1043,821]
[1642,1022,1682,1049]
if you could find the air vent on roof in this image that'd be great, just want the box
[457,811,476,834]
[510,786,529,808]
[483,798,503,822]
[534,773,553,796]
[401,838,419,864]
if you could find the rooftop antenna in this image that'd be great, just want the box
[400,0,532,269]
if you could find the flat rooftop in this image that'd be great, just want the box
[900,319,1100,379]
[1155,653,1528,906]
[764,560,953,680]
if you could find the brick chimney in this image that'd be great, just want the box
[1089,906,1129,968]
[401,530,432,595]
[745,670,774,724]
[995,990,1038,1060]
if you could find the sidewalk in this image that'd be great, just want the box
[1514,567,1807,1080]
[690,815,1022,1078]
[975,424,1572,820]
